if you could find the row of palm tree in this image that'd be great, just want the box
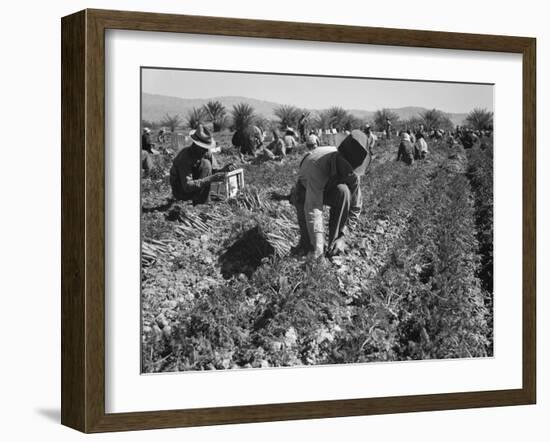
[153,101,493,134]
[374,108,493,132]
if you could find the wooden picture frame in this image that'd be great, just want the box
[61,9,536,433]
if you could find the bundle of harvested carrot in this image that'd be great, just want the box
[265,232,291,257]
[142,239,172,267]
[235,188,269,211]
[174,212,210,236]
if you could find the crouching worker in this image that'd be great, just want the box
[414,132,428,159]
[170,125,235,205]
[290,130,369,258]
[141,127,155,176]
[396,131,415,165]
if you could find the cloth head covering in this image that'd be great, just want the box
[337,129,370,174]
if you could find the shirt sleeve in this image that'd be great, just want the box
[210,154,220,172]
[179,171,209,193]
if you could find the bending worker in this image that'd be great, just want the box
[170,125,235,205]
[141,127,154,176]
[291,130,370,258]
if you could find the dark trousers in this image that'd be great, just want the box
[181,158,213,205]
[293,181,353,250]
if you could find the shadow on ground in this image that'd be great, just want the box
[218,225,274,278]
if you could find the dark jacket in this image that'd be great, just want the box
[232,126,263,155]
[169,146,219,199]
[461,132,478,149]
[397,140,414,165]
[141,132,153,153]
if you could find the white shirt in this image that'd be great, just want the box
[416,138,428,153]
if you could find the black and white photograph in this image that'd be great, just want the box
[140,68,494,373]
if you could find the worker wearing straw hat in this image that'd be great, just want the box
[169,124,235,205]
[290,130,370,258]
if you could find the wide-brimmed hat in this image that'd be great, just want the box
[189,124,217,150]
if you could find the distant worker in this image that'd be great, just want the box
[170,125,235,205]
[385,118,393,140]
[317,128,324,145]
[396,131,414,165]
[414,132,429,160]
[418,123,425,135]
[298,113,308,142]
[266,130,286,158]
[306,130,320,150]
[363,124,377,156]
[460,129,478,149]
[232,125,264,157]
[253,125,265,150]
[283,129,298,154]
[290,130,370,258]
[157,128,166,144]
[142,127,154,153]
[141,127,155,176]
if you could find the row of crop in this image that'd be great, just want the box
[465,143,494,352]
[465,143,494,293]
[330,162,491,363]
[150,255,349,371]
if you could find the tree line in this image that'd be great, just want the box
[142,100,494,134]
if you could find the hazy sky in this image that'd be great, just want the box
[142,68,493,114]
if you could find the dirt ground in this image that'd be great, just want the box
[141,132,494,373]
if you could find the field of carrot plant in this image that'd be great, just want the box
[141,133,494,372]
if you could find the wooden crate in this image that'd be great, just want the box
[212,168,244,199]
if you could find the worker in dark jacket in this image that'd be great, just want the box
[385,118,393,139]
[142,127,154,152]
[396,132,414,165]
[170,125,235,205]
[298,113,308,142]
[232,125,264,157]
[460,129,478,149]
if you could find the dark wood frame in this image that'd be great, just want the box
[61,8,536,433]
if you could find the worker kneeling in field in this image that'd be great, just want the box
[170,125,235,205]
[396,131,415,165]
[414,132,429,160]
[290,130,369,258]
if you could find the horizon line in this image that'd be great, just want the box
[141,91,487,116]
